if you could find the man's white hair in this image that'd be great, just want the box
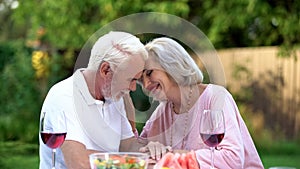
[87,31,147,71]
[145,37,203,86]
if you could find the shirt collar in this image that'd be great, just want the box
[73,68,104,106]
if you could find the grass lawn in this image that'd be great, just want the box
[0,141,299,169]
[0,142,39,169]
[261,154,300,169]
[258,141,300,169]
[1,155,39,169]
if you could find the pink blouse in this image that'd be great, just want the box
[140,84,264,168]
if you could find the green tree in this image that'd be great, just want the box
[0,41,38,142]
[188,0,300,58]
[11,0,189,50]
[0,0,190,142]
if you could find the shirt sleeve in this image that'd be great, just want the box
[64,108,88,145]
[42,83,90,147]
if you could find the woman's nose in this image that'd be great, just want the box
[142,76,151,88]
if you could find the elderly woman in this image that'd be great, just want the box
[138,37,264,168]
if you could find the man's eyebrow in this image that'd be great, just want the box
[128,69,146,82]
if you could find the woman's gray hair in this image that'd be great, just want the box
[87,31,147,71]
[145,37,203,86]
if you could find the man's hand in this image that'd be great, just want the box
[61,140,99,169]
[139,141,172,160]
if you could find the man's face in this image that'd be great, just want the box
[104,55,145,101]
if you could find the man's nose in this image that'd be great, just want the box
[129,81,137,91]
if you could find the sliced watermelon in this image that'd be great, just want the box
[155,151,200,169]
[186,151,200,169]
[178,153,188,169]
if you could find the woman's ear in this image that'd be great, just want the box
[98,61,111,76]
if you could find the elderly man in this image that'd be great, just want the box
[39,31,168,169]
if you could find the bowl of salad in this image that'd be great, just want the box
[89,152,149,169]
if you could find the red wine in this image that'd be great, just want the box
[41,132,66,149]
[200,133,224,147]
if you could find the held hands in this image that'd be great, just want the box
[139,141,172,160]
[123,94,172,160]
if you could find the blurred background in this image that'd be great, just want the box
[0,0,299,168]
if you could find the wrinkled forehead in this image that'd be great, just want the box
[115,54,145,78]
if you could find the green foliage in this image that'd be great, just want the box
[0,41,69,143]
[4,0,300,55]
[12,0,189,50]
[0,41,40,142]
[189,0,300,56]
[0,42,15,72]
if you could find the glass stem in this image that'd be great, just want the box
[52,148,56,169]
[210,147,215,169]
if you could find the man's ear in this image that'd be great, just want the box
[98,61,111,76]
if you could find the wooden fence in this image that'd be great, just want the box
[213,47,300,139]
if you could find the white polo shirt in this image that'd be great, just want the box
[39,69,134,169]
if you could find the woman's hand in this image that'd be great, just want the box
[139,141,172,160]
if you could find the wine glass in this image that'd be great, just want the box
[40,111,67,169]
[199,109,225,169]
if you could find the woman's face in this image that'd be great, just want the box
[140,69,176,101]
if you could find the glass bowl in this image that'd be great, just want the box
[89,152,149,169]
